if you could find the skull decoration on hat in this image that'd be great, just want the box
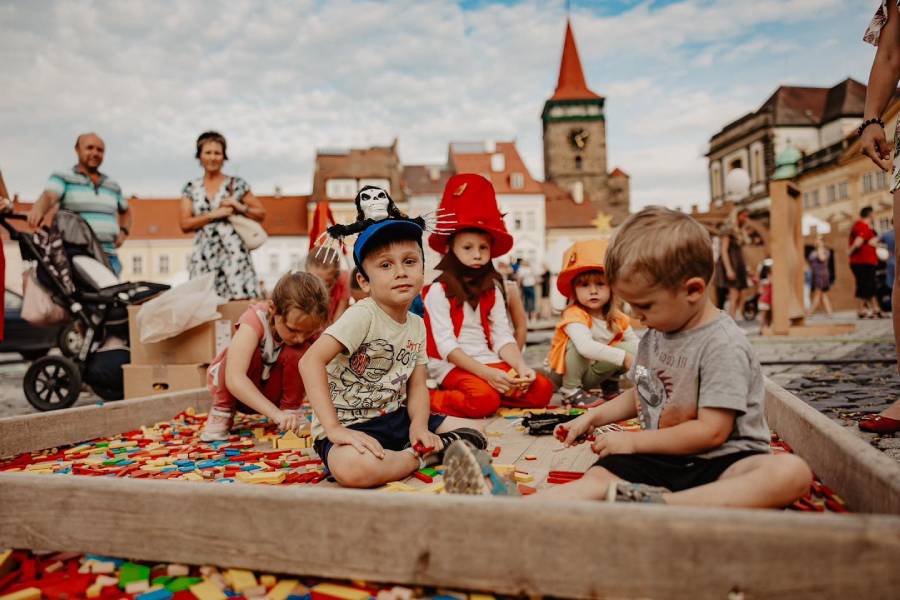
[314,186,455,262]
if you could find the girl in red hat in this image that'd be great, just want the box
[423,174,553,418]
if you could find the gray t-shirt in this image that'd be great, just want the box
[628,311,771,459]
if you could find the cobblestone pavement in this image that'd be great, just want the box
[3,311,898,464]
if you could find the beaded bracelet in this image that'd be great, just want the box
[857,117,885,137]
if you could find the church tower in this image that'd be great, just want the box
[542,21,611,207]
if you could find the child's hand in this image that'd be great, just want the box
[623,353,634,371]
[481,367,513,394]
[329,426,385,459]
[273,410,302,433]
[591,431,636,458]
[409,426,443,455]
[555,413,594,447]
[517,367,536,386]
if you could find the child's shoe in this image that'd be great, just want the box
[560,387,604,408]
[437,427,487,452]
[199,409,235,442]
[443,440,519,496]
[606,481,670,504]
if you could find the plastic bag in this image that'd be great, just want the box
[135,273,223,343]
[21,268,67,326]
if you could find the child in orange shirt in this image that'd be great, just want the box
[548,240,638,407]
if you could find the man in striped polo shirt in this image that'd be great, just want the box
[28,133,131,275]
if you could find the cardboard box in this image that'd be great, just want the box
[216,300,255,323]
[128,305,233,365]
[123,363,208,399]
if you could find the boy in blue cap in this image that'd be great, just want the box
[300,198,486,488]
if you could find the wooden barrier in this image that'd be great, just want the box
[2,384,899,598]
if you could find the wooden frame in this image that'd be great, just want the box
[2,384,900,599]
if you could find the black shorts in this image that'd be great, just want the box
[594,450,765,492]
[314,409,446,467]
[850,263,877,299]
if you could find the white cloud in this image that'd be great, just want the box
[0,0,881,216]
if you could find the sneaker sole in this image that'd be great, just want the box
[444,442,491,495]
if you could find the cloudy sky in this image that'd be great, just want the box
[0,0,884,210]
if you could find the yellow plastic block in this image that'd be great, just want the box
[181,472,204,481]
[310,583,371,600]
[236,470,286,484]
[513,472,533,483]
[385,481,416,492]
[252,428,266,440]
[266,579,298,600]
[260,575,277,588]
[492,464,515,475]
[0,550,15,577]
[225,569,258,593]
[274,432,306,450]
[86,582,103,598]
[0,588,41,600]
[190,580,228,600]
[418,481,445,494]
[485,431,503,437]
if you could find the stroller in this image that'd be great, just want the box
[1,209,169,410]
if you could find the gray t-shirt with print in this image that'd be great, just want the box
[628,311,771,459]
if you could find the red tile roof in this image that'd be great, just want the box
[402,165,453,195]
[542,181,603,229]
[311,141,404,204]
[549,21,601,102]
[609,167,629,178]
[448,142,542,194]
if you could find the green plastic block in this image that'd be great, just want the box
[119,562,150,589]
[166,577,203,592]
[152,576,174,587]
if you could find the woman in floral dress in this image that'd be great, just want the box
[179,131,265,300]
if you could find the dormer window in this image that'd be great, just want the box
[510,172,524,189]
[491,153,505,172]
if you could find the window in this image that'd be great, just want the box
[878,171,888,190]
[803,190,820,209]
[513,212,522,231]
[269,254,280,274]
[290,253,301,270]
[751,146,765,183]
[879,216,892,233]
[510,172,524,189]
[729,158,743,171]
[838,182,848,200]
[574,156,583,171]
[526,211,535,231]
[710,162,722,199]
[325,178,357,199]
[132,256,143,275]
[158,255,170,275]
[826,185,836,204]
[571,181,584,204]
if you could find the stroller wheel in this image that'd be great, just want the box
[24,356,82,411]
[58,321,85,358]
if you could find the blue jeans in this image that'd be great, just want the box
[107,254,122,276]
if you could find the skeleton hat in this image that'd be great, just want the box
[313,185,454,264]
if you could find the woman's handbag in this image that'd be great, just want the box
[229,214,267,250]
[225,177,267,250]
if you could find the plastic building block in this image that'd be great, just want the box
[167,578,203,592]
[513,472,533,483]
[259,575,277,588]
[412,470,433,484]
[310,583,371,600]
[267,579,300,600]
[0,549,15,577]
[524,454,537,461]
[167,565,191,577]
[491,447,501,458]
[189,580,228,600]
[225,569,258,593]
[138,588,175,600]
[120,562,151,589]
[0,588,41,600]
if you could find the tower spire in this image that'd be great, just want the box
[550,20,601,101]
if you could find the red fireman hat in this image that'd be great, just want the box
[428,174,514,258]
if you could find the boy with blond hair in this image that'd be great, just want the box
[445,207,812,507]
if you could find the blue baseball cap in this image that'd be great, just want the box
[353,219,425,272]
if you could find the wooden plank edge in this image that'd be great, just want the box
[0,389,211,458]
[1,473,899,600]
[764,378,900,515]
